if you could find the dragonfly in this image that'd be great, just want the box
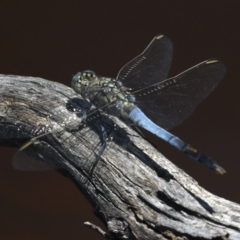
[15,35,226,173]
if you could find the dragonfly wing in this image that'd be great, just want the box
[12,98,91,171]
[12,118,115,173]
[117,35,173,88]
[134,59,226,129]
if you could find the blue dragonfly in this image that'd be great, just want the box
[71,35,226,173]
[15,35,226,173]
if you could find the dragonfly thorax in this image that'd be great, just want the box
[72,70,136,118]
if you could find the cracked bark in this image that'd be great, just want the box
[0,74,239,240]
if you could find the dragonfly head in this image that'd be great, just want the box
[72,70,96,95]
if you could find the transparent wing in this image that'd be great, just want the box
[117,35,173,88]
[12,101,110,172]
[133,59,226,129]
[12,125,106,172]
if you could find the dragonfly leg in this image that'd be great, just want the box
[84,118,117,182]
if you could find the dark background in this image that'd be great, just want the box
[0,1,239,239]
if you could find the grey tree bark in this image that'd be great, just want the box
[0,74,239,240]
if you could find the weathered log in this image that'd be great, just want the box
[0,74,239,240]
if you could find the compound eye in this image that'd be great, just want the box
[82,70,96,80]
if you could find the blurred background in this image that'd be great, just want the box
[0,1,239,239]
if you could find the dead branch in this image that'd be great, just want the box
[0,74,239,240]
